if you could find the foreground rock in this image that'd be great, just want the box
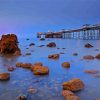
[0,73,10,81]
[48,54,59,59]
[84,70,99,74]
[0,34,21,55]
[31,65,49,75]
[83,55,94,60]
[95,54,100,59]
[16,62,32,69]
[62,78,84,92]
[47,42,56,47]
[62,62,70,68]
[62,90,80,100]
[84,43,93,48]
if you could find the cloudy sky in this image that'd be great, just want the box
[0,0,100,37]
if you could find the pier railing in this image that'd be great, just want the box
[37,25,100,40]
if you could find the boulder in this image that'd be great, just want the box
[84,43,93,48]
[48,54,59,59]
[31,65,49,75]
[62,78,84,92]
[62,90,80,100]
[0,73,10,81]
[62,62,70,68]
[83,55,94,60]
[0,34,21,55]
[95,54,100,59]
[47,42,56,47]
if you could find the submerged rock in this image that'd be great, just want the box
[40,38,45,41]
[25,53,31,55]
[62,90,80,100]
[47,42,56,47]
[73,53,78,56]
[31,65,49,75]
[8,66,14,71]
[0,73,10,81]
[48,54,59,60]
[62,78,84,92]
[0,34,21,55]
[84,43,93,48]
[83,55,94,60]
[62,62,70,68]
[29,43,35,46]
[95,54,100,59]
[16,62,32,69]
[84,70,99,74]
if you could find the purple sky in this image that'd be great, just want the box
[0,0,100,37]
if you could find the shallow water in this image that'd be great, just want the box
[0,38,100,100]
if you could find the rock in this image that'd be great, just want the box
[0,73,10,81]
[0,34,21,55]
[29,43,35,46]
[62,48,66,49]
[38,45,45,47]
[73,53,78,56]
[14,50,21,56]
[60,52,65,54]
[27,87,37,94]
[62,78,84,92]
[31,65,49,75]
[25,53,31,55]
[62,62,70,68]
[47,42,56,47]
[19,95,27,100]
[84,43,93,48]
[26,38,29,40]
[16,62,32,69]
[83,55,94,60]
[48,54,59,60]
[62,90,80,100]
[8,66,14,71]
[84,70,99,74]
[40,38,45,41]
[34,62,43,66]
[95,54,100,59]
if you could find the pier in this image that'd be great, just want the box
[37,24,100,40]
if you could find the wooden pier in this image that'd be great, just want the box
[37,24,100,40]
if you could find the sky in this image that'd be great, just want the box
[0,0,100,37]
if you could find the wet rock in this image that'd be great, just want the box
[40,38,45,41]
[31,65,49,75]
[84,43,93,48]
[8,66,14,71]
[29,43,35,46]
[95,54,100,59]
[62,78,84,92]
[47,42,56,47]
[19,95,27,100]
[0,73,10,81]
[62,90,80,100]
[83,55,94,60]
[48,54,59,60]
[62,62,70,68]
[73,53,78,56]
[16,62,32,69]
[84,70,99,74]
[0,34,21,55]
[34,62,43,66]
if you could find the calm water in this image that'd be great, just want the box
[0,37,100,100]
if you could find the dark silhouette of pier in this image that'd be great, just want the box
[37,24,100,40]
